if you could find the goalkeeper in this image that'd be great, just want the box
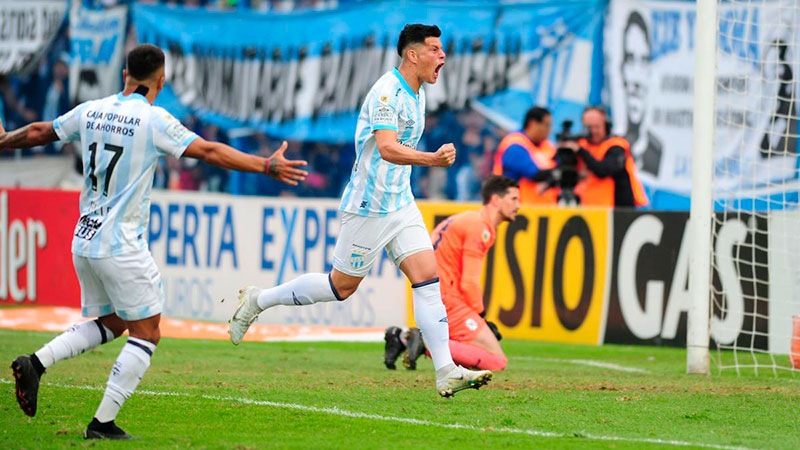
[384,176,518,371]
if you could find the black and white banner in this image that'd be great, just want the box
[607,0,800,209]
[605,210,771,351]
[68,4,128,105]
[0,1,66,74]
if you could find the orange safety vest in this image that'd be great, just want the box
[492,132,558,205]
[576,136,649,207]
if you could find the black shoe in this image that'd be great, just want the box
[402,327,426,370]
[383,326,406,370]
[11,355,42,417]
[84,418,135,440]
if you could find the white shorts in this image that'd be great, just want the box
[333,202,433,277]
[73,249,164,321]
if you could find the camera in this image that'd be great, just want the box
[547,120,587,206]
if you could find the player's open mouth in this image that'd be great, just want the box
[434,63,444,79]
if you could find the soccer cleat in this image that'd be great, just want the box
[228,286,263,345]
[383,326,406,370]
[11,355,42,417]
[84,418,134,440]
[402,327,425,370]
[436,365,492,398]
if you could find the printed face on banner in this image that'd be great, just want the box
[609,0,800,202]
[621,15,650,127]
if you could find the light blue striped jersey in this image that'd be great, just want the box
[53,92,198,258]
[340,68,426,217]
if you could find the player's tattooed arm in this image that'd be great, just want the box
[264,141,308,186]
[184,138,308,186]
[0,120,59,151]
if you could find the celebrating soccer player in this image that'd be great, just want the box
[384,176,519,372]
[1,44,307,439]
[229,24,493,397]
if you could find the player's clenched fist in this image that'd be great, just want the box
[433,143,456,167]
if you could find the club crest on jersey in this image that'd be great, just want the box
[482,228,491,243]
[350,250,366,269]
[379,95,389,104]
[466,318,478,331]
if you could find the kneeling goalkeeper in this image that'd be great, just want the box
[384,176,519,371]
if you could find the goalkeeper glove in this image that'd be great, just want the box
[486,321,502,341]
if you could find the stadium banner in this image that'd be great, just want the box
[607,0,800,210]
[147,191,406,327]
[0,189,80,307]
[414,202,610,345]
[0,188,406,328]
[0,1,67,75]
[604,210,772,351]
[132,0,605,143]
[68,4,128,105]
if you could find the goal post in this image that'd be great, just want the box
[688,0,800,375]
[687,0,717,375]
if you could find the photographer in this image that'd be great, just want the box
[572,106,649,208]
[492,107,558,205]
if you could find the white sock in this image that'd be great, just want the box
[256,273,343,310]
[35,319,114,368]
[411,278,455,373]
[94,337,156,423]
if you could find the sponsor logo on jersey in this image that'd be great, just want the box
[372,105,395,125]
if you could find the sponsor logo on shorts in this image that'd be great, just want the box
[466,318,478,331]
[439,317,448,323]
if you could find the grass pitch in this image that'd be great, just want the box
[1,328,798,449]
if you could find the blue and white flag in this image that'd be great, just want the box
[69,4,128,104]
[133,0,605,143]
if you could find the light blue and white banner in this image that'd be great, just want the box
[68,3,128,104]
[133,0,605,143]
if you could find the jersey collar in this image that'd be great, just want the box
[116,92,149,104]
[393,67,418,99]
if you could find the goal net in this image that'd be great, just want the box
[690,0,800,375]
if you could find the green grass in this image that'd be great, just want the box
[1,328,798,449]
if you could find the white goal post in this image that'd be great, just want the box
[688,0,800,375]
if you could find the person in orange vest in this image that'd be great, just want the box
[574,106,649,208]
[492,107,558,205]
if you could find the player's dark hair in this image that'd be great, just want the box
[523,107,550,129]
[126,44,165,81]
[397,24,441,57]
[482,175,519,205]
[623,11,650,54]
